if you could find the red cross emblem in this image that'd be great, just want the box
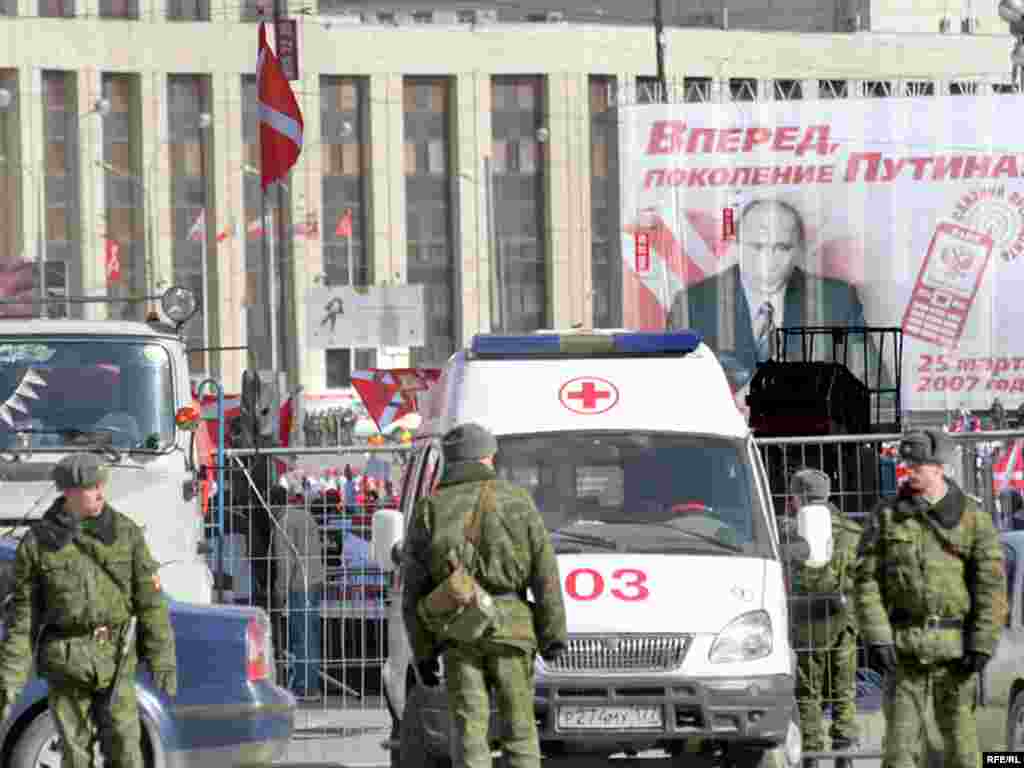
[559,377,619,415]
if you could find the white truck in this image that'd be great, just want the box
[372,329,831,767]
[0,288,212,604]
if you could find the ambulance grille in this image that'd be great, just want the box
[546,634,691,673]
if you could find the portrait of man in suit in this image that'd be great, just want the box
[668,198,879,394]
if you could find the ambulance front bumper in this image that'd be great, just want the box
[416,673,795,753]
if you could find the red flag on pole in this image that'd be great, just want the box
[104,238,122,284]
[350,368,441,432]
[257,22,303,191]
[335,208,353,237]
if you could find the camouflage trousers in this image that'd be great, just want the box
[882,658,978,768]
[48,653,143,767]
[795,625,859,751]
[443,639,539,768]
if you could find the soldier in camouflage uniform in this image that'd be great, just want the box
[854,429,1006,768]
[0,454,177,768]
[784,468,861,768]
[402,423,567,768]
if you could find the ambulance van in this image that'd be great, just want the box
[371,329,818,767]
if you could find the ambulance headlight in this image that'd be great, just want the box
[709,610,773,663]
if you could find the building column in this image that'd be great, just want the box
[140,70,171,313]
[291,70,321,393]
[18,68,45,273]
[211,71,243,393]
[544,71,590,329]
[77,68,106,319]
[368,73,407,368]
[454,71,492,342]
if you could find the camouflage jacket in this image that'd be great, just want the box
[785,505,862,644]
[0,500,176,695]
[854,480,1006,663]
[402,461,567,661]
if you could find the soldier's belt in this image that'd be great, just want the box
[46,623,121,644]
[890,614,963,630]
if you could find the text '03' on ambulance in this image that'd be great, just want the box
[372,329,824,767]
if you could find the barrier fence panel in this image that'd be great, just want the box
[209,444,411,732]
[207,431,1024,746]
[756,429,1024,762]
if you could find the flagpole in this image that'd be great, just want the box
[262,174,275,372]
[272,2,291,389]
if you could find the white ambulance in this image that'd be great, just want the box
[372,329,821,767]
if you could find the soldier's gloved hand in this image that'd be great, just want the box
[541,642,567,663]
[153,669,177,698]
[962,651,990,676]
[416,658,441,688]
[867,644,898,675]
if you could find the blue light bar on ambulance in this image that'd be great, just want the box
[470,330,703,358]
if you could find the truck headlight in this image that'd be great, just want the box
[708,610,773,663]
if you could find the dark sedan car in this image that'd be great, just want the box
[0,538,296,767]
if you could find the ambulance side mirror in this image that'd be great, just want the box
[796,503,834,569]
[371,508,404,572]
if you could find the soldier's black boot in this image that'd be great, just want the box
[832,736,857,768]
[802,758,818,768]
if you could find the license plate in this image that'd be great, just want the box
[556,705,663,731]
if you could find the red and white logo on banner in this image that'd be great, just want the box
[635,231,652,275]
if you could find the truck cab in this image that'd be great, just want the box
[0,288,212,604]
[373,329,822,767]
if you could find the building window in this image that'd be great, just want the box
[774,79,803,100]
[99,0,137,19]
[42,70,77,318]
[168,75,211,373]
[100,73,144,320]
[325,348,375,389]
[492,75,546,333]
[320,76,369,288]
[166,0,208,21]
[404,76,454,367]
[684,77,712,103]
[730,78,757,101]
[39,0,74,15]
[636,75,661,105]
[819,79,848,99]
[590,75,620,329]
[240,0,267,21]
[863,80,894,98]
[905,80,935,97]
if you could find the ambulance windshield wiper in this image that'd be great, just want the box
[551,528,620,552]
[626,522,744,554]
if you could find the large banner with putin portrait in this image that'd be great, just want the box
[619,96,1024,415]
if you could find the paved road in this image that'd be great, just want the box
[273,705,889,768]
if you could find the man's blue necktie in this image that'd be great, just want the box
[755,301,775,363]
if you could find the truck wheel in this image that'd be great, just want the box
[399,686,451,768]
[10,710,152,768]
[727,712,802,768]
[1008,690,1024,751]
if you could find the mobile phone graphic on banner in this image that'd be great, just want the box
[901,221,994,350]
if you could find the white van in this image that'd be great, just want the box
[372,329,815,767]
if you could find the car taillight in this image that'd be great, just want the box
[246,616,271,682]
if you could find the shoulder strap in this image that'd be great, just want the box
[464,480,496,549]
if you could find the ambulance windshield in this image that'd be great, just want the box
[495,431,772,557]
[0,340,175,452]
